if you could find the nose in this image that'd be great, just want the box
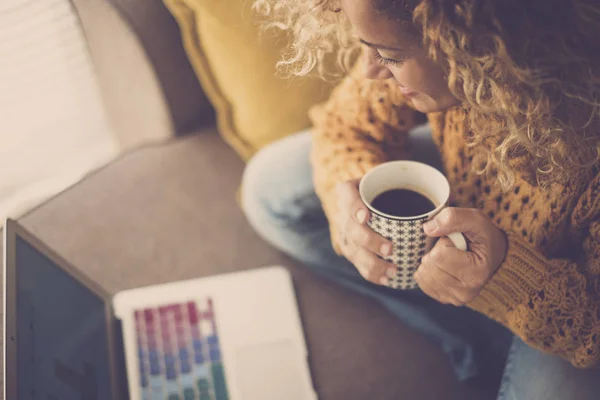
[363,49,394,81]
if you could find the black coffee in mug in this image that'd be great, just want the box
[372,188,436,217]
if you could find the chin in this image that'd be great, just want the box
[409,97,448,113]
[409,94,459,114]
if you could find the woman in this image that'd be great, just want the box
[242,0,600,398]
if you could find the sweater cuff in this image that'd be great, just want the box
[468,232,549,322]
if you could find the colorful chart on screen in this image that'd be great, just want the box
[133,298,229,400]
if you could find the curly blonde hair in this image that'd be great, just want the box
[253,0,600,188]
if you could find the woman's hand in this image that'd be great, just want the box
[336,180,398,285]
[414,207,508,306]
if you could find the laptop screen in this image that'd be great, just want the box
[15,234,113,399]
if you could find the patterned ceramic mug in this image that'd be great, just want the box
[359,161,467,290]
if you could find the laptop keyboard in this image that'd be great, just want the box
[133,298,229,400]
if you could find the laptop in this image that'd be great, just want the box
[3,219,317,400]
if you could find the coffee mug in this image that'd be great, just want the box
[359,161,467,290]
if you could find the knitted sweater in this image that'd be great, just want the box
[309,65,600,368]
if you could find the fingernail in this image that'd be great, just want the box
[379,276,389,285]
[380,243,392,256]
[386,267,397,278]
[356,209,367,223]
[423,219,438,234]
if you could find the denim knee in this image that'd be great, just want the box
[241,131,320,240]
[241,145,286,231]
[242,140,356,274]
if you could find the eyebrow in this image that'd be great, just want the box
[359,39,403,52]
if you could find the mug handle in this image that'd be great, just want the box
[447,232,468,251]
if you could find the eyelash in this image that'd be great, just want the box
[373,51,402,66]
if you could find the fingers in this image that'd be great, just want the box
[336,180,367,220]
[423,207,487,241]
[336,180,392,256]
[426,238,485,288]
[340,234,397,285]
[343,216,392,257]
[415,238,482,305]
[336,180,395,285]
[415,253,464,306]
[426,238,473,275]
[419,209,505,306]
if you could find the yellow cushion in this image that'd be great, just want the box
[163,0,335,160]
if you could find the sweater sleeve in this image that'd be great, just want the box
[309,61,426,254]
[468,176,600,368]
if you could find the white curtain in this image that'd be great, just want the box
[0,0,118,220]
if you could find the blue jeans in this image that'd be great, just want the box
[241,129,600,399]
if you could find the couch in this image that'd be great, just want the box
[1,1,503,398]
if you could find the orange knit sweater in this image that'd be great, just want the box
[309,64,600,368]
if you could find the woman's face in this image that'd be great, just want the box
[341,0,459,113]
